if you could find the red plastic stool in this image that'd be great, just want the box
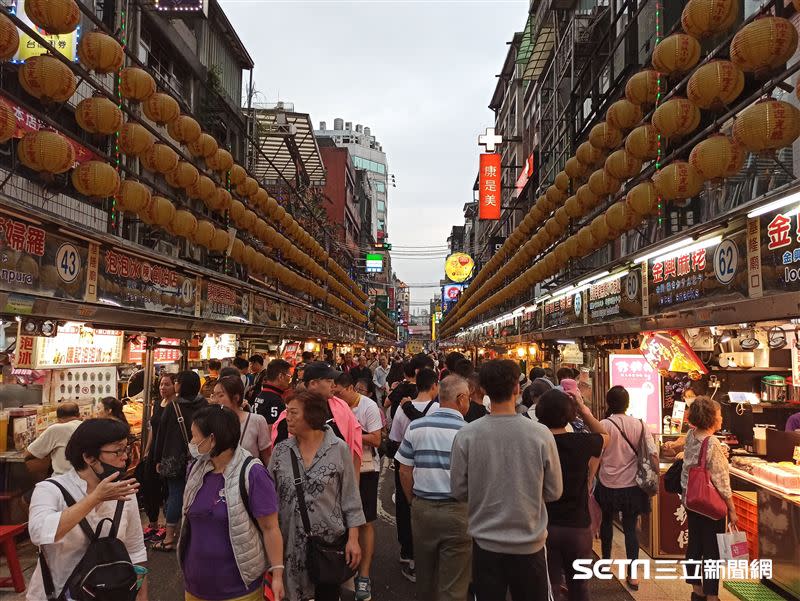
[0,523,27,592]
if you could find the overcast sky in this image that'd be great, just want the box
[220,0,529,306]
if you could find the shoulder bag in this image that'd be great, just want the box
[608,417,660,497]
[289,449,355,585]
[685,435,727,520]
[159,401,190,478]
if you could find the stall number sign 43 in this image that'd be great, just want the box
[714,239,738,285]
[56,243,81,284]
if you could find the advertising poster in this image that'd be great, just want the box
[199,279,250,323]
[252,295,282,328]
[14,0,79,62]
[639,330,709,375]
[444,253,474,283]
[608,353,662,433]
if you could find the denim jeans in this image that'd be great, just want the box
[165,476,186,525]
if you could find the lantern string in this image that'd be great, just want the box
[654,0,663,227]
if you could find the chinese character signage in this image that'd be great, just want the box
[608,353,662,433]
[479,153,501,220]
[758,208,800,295]
[639,330,709,375]
[0,217,89,302]
[444,253,474,283]
[252,295,282,328]
[283,304,310,329]
[648,232,747,311]
[98,248,197,316]
[199,279,250,323]
[16,323,124,369]
[588,269,642,324]
[125,338,182,365]
[520,306,542,335]
[659,477,689,556]
[14,0,79,62]
[544,292,585,330]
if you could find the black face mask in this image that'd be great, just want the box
[94,460,129,481]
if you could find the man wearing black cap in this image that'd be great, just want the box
[270,361,363,474]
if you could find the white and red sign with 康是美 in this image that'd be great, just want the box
[479,153,501,220]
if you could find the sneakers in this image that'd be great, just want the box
[354,576,372,601]
[401,562,416,583]
[144,527,166,542]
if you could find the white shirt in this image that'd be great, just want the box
[27,469,147,601]
[389,399,439,443]
[352,395,383,472]
[27,420,82,475]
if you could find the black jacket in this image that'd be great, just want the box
[388,381,418,419]
[153,395,208,466]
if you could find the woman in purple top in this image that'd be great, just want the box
[179,406,284,601]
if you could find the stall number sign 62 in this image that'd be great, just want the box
[56,243,81,284]
[713,239,738,286]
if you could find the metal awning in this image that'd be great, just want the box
[521,25,555,82]
[516,15,533,66]
[252,104,326,188]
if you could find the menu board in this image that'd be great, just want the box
[16,324,124,369]
[544,291,585,330]
[0,216,88,302]
[608,352,662,433]
[98,248,196,316]
[646,231,747,312]
[757,208,800,295]
[199,279,250,323]
[588,269,642,324]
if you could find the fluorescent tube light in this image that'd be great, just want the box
[579,271,611,287]
[648,236,722,265]
[594,269,630,287]
[634,235,721,264]
[747,190,800,218]
[557,339,576,344]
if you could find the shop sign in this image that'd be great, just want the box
[544,291,584,330]
[659,478,689,555]
[513,154,535,198]
[0,218,89,302]
[478,154,501,220]
[639,330,709,375]
[608,353,662,433]
[16,323,123,369]
[199,279,250,323]
[561,344,584,365]
[520,306,542,335]
[444,253,474,283]
[13,0,79,62]
[647,232,746,311]
[98,248,196,316]
[443,284,462,303]
[252,295,282,328]
[747,217,762,298]
[755,207,800,295]
[588,269,642,323]
[200,334,237,360]
[283,304,309,329]
[125,338,182,365]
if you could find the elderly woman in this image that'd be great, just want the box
[210,375,271,464]
[179,406,284,601]
[269,390,365,601]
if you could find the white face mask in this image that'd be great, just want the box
[188,436,211,461]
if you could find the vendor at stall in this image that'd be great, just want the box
[25,403,82,478]
[786,410,800,432]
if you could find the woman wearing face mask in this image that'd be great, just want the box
[180,406,284,601]
[210,376,271,465]
[26,418,148,601]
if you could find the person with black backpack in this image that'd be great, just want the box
[27,418,148,601]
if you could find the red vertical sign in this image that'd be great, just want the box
[479,153,501,220]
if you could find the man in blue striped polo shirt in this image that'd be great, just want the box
[396,375,471,601]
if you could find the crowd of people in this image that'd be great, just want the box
[20,348,739,601]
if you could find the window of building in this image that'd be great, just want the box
[378,219,385,231]
[352,156,386,174]
[377,200,386,212]
[374,182,386,193]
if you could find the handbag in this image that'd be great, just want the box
[608,417,660,496]
[664,459,684,494]
[159,401,190,478]
[685,435,727,520]
[717,525,749,561]
[289,450,355,586]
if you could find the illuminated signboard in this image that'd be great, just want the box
[365,253,383,273]
[479,153,501,220]
[443,284,463,302]
[609,353,662,434]
[154,0,209,15]
[513,155,535,198]
[16,323,124,369]
[13,0,79,63]
[444,253,474,283]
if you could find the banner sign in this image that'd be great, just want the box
[513,154,535,198]
[520,306,542,335]
[16,324,123,369]
[14,0,79,62]
[126,338,182,365]
[588,269,642,324]
[639,330,709,375]
[445,253,474,283]
[608,353,662,434]
[544,291,584,330]
[0,216,88,302]
[757,207,800,295]
[442,284,462,304]
[489,236,505,257]
[199,279,250,323]
[478,153,501,220]
[647,231,746,311]
[98,248,197,316]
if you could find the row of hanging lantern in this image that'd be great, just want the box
[443,0,800,338]
[0,0,367,323]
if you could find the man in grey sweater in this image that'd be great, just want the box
[450,359,563,601]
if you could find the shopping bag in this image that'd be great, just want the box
[717,526,749,561]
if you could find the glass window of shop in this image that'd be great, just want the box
[353,156,386,175]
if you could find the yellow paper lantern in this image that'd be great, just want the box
[588,122,623,150]
[591,214,613,243]
[0,13,19,61]
[730,17,798,74]
[230,238,245,263]
[167,115,202,145]
[564,195,582,219]
[606,99,643,131]
[576,184,601,212]
[653,161,703,200]
[236,177,258,198]
[116,180,151,213]
[119,68,156,102]
[140,143,179,174]
[626,181,660,217]
[625,124,660,160]
[209,228,230,252]
[239,209,257,231]
[681,0,738,38]
[187,175,216,203]
[172,210,198,239]
[732,100,800,153]
[653,98,701,138]
[25,0,80,34]
[565,157,587,179]
[652,34,701,74]
[554,171,570,192]
[605,202,638,234]
[554,207,570,228]
[546,185,567,206]
[19,55,76,103]
[554,243,571,265]
[545,218,564,240]
[536,195,556,216]
[207,148,234,173]
[577,226,597,253]
[0,100,16,143]
[191,220,215,247]
[686,60,744,110]
[229,164,247,187]
[118,122,154,156]
[625,70,660,106]
[143,93,180,126]
[188,133,218,158]
[78,32,124,74]
[165,161,199,189]
[206,187,232,212]
[588,169,621,197]
[564,235,580,259]
[75,96,123,135]
[17,130,74,173]
[605,149,642,180]
[577,141,605,167]
[689,135,745,180]
[254,218,270,242]
[71,161,120,197]
[229,199,246,223]
[139,196,175,227]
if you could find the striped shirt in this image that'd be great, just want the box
[396,408,465,500]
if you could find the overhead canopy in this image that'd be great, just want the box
[518,13,555,83]
[251,104,326,188]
